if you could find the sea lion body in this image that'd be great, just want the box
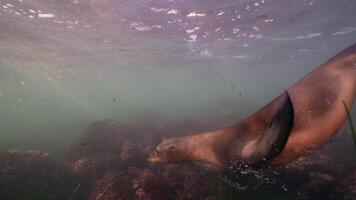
[148,43,356,168]
[269,44,356,165]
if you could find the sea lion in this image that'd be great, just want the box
[148,43,356,168]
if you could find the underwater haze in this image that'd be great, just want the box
[0,0,356,199]
[0,0,355,157]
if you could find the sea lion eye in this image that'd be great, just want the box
[168,145,175,151]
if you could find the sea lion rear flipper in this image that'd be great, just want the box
[253,91,294,164]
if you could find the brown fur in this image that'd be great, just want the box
[148,43,356,168]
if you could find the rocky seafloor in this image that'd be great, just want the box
[0,119,355,200]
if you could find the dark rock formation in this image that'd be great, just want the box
[66,119,137,161]
[69,153,122,197]
[297,173,336,200]
[332,170,356,200]
[89,168,175,200]
[160,164,210,200]
[132,169,176,200]
[88,170,136,200]
[2,119,354,200]
[0,150,82,200]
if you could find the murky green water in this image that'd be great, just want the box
[0,0,355,199]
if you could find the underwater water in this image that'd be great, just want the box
[0,0,355,199]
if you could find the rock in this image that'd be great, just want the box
[281,131,356,199]
[66,119,136,161]
[119,142,146,166]
[70,153,120,178]
[69,153,122,197]
[67,118,217,163]
[0,150,82,200]
[132,169,175,200]
[285,132,356,176]
[66,118,217,199]
[88,171,136,200]
[63,118,356,200]
[160,164,210,200]
[66,119,150,166]
[89,168,175,200]
[298,173,336,200]
[332,170,356,200]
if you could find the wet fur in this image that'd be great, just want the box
[149,43,356,167]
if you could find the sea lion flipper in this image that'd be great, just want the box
[264,91,294,160]
[256,91,294,163]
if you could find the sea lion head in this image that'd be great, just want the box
[147,137,189,164]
